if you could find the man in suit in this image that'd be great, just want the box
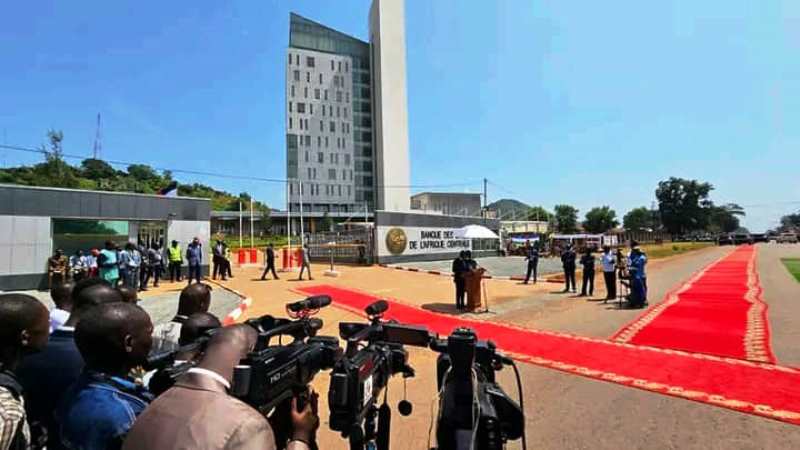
[523,240,539,284]
[212,240,227,281]
[561,244,577,293]
[261,244,279,280]
[452,251,468,311]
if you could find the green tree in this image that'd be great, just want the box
[322,212,334,232]
[708,203,745,233]
[127,164,159,181]
[655,177,714,235]
[582,206,619,233]
[526,206,553,221]
[35,130,79,188]
[81,158,116,180]
[623,206,653,232]
[553,204,579,233]
[780,211,800,232]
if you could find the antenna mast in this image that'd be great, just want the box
[92,113,102,159]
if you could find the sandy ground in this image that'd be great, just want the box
[212,245,800,449]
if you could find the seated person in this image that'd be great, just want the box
[48,249,69,288]
[123,325,318,450]
[56,302,154,450]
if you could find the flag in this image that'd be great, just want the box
[158,181,178,197]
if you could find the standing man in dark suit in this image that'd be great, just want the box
[212,240,227,281]
[579,247,596,297]
[260,244,279,281]
[523,241,539,284]
[561,244,577,293]
[452,251,468,311]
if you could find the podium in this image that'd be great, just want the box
[465,267,486,311]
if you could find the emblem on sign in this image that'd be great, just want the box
[385,228,407,255]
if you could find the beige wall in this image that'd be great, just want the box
[369,0,411,212]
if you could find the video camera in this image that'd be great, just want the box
[328,300,433,450]
[430,327,526,450]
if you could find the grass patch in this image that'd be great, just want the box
[782,258,800,282]
[640,241,715,260]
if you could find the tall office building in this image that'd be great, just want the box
[286,0,410,214]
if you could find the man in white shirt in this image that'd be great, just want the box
[601,246,617,301]
[48,282,73,333]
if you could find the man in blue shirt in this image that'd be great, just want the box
[186,237,203,285]
[18,279,122,450]
[627,243,648,308]
[560,245,577,293]
[57,302,154,450]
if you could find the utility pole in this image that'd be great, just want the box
[483,178,488,221]
[93,113,102,160]
[238,201,243,248]
[299,181,305,247]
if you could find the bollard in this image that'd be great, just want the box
[249,248,257,264]
[237,249,246,265]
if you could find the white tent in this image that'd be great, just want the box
[454,225,500,239]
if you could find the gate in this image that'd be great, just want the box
[305,227,374,265]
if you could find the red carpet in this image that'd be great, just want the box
[296,283,800,426]
[613,245,774,363]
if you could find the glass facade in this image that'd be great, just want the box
[52,219,130,256]
[289,13,375,211]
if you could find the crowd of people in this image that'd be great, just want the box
[553,241,648,308]
[47,237,210,292]
[0,278,318,450]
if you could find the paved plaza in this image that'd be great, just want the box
[390,255,566,278]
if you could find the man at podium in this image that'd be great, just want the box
[463,251,485,311]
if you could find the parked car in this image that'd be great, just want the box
[777,232,799,244]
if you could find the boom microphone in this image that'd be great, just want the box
[287,295,332,312]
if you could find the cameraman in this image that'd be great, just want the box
[123,324,319,450]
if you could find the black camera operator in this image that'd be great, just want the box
[122,324,319,450]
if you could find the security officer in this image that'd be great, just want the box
[561,244,577,293]
[523,240,539,284]
[167,240,183,283]
[451,251,468,311]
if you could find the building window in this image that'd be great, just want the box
[325,137,329,147]
[338,61,342,72]
[289,102,292,112]
[319,73,323,84]
[289,117,293,129]
[306,72,310,82]
[331,60,335,71]
[288,53,292,65]
[324,90,328,101]
[338,185,342,196]
[317,136,321,147]
[290,183,293,195]
[306,56,315,67]
[304,87,308,98]
[350,170,353,180]
[329,169,336,180]
[307,167,312,178]
[329,105,333,115]
[364,176,373,187]
[347,186,351,196]
[297,103,305,113]
[336,91,342,102]
[345,154,351,165]
[314,89,320,100]
[293,70,300,81]
[346,92,350,103]
[336,106,340,117]
[329,153,334,164]
[363,161,371,171]
[345,61,349,72]
[322,106,326,117]
[309,104,314,114]
[319,120,323,132]
[318,152,323,163]
[299,119,303,130]
[304,119,309,129]
[291,85,295,97]
[329,121,335,132]
[344,107,348,118]
[335,154,339,164]
[296,54,299,65]
[305,151,309,162]
[305,135,311,146]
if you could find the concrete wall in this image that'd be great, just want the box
[375,211,500,264]
[0,185,211,291]
[369,0,411,212]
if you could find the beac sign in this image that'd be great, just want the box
[377,226,471,257]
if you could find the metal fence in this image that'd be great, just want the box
[305,227,374,265]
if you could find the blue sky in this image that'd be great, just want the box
[1,1,798,231]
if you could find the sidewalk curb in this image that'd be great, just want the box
[204,278,253,325]
[377,264,562,283]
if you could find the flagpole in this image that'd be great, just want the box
[286,180,291,248]
[239,202,243,248]
[299,181,305,248]
[250,199,254,250]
